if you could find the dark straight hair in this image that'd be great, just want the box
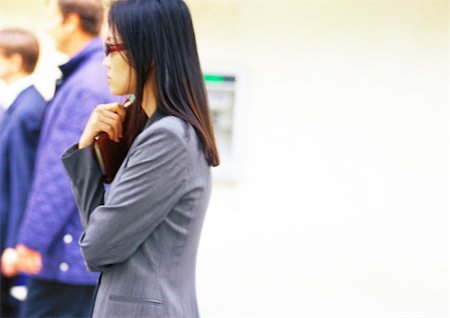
[109,0,220,167]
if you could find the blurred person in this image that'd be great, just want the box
[60,0,219,316]
[0,28,46,318]
[14,0,117,317]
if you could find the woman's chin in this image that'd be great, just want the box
[107,81,133,96]
[108,85,123,96]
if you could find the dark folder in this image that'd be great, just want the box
[92,95,135,184]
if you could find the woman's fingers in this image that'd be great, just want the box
[97,109,123,139]
[99,102,126,121]
[79,102,126,148]
[98,116,125,142]
[94,105,125,142]
[113,103,127,121]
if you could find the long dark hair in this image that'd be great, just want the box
[109,0,220,167]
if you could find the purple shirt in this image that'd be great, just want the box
[18,38,119,284]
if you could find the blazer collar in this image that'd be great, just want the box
[144,110,165,129]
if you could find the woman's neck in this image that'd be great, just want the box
[141,81,157,118]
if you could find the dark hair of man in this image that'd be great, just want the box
[59,0,104,36]
[109,0,220,167]
[0,28,39,74]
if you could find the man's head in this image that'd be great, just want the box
[45,0,104,55]
[0,28,39,83]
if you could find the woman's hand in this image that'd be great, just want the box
[79,102,126,149]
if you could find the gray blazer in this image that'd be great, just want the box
[61,113,212,317]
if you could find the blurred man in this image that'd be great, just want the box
[15,0,117,317]
[0,28,47,318]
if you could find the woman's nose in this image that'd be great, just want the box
[103,55,110,68]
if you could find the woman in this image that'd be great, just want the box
[61,0,219,317]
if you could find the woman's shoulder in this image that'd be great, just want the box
[135,115,191,148]
[152,115,188,136]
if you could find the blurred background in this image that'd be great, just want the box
[0,0,448,317]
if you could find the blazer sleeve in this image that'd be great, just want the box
[61,144,105,228]
[61,126,187,272]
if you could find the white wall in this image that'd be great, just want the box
[0,0,447,317]
[188,1,448,317]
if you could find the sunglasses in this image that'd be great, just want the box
[104,42,126,56]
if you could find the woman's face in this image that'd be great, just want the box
[103,30,136,96]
